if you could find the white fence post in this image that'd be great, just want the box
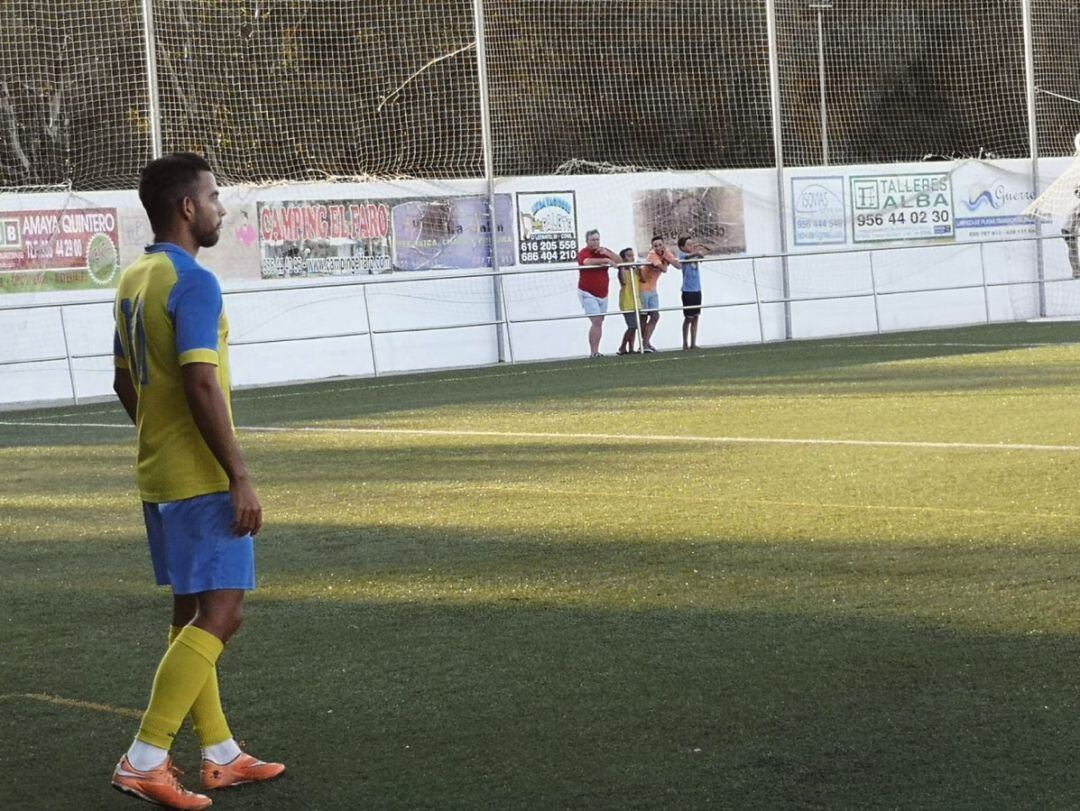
[361,283,379,377]
[751,259,766,344]
[496,271,516,364]
[139,0,163,159]
[1021,0,1045,317]
[58,306,79,405]
[471,0,507,363]
[869,254,881,334]
[765,0,792,340]
[980,242,992,324]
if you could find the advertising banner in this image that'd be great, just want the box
[391,194,514,271]
[257,200,393,278]
[850,173,954,243]
[516,192,578,264]
[0,207,120,293]
[792,177,847,246]
[951,162,1036,242]
[633,185,746,256]
[258,196,514,278]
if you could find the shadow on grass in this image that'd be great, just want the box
[1,323,1079,448]
[3,595,1080,810]
[228,322,1080,425]
[4,521,1080,808]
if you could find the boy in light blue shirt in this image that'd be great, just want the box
[677,236,704,350]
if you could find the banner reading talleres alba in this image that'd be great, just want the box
[0,207,119,293]
[258,200,392,277]
[850,173,954,243]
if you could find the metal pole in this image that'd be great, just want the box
[817,7,829,165]
[765,0,792,340]
[979,242,992,323]
[751,259,766,343]
[139,0,163,159]
[868,254,881,334]
[471,0,507,362]
[361,283,379,377]
[632,269,643,351]
[496,270,516,364]
[1021,0,1045,316]
[58,306,79,405]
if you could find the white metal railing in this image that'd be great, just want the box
[0,232,1065,408]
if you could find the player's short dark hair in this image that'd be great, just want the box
[619,247,634,259]
[138,152,213,235]
[677,236,690,249]
[585,228,600,240]
[651,234,664,243]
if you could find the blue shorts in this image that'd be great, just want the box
[143,492,256,595]
[640,291,660,313]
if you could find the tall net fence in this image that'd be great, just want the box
[0,0,151,189]
[776,0,1030,167]
[0,0,1079,190]
[483,1,774,174]
[151,1,484,184]
[1032,0,1080,159]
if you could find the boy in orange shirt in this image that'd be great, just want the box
[640,235,681,352]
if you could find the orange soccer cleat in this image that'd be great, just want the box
[201,751,285,790]
[111,756,213,810]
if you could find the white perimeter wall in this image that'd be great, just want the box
[1,157,1075,408]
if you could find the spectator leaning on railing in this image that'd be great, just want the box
[677,236,705,350]
[640,235,682,353]
[616,247,643,355]
[576,229,622,358]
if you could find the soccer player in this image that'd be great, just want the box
[110,153,284,809]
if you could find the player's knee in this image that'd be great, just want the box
[221,603,244,640]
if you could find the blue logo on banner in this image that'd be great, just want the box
[963,183,1034,212]
[964,190,999,211]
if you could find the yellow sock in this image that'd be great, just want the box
[136,625,223,749]
[168,625,233,747]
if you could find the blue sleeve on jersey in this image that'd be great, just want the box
[113,329,125,360]
[168,267,223,357]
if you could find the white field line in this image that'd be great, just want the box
[5,419,1072,454]
[237,424,1080,453]
[0,692,141,720]
[0,421,129,429]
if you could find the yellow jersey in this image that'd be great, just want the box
[113,243,232,503]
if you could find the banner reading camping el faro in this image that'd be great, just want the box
[257,195,513,277]
[0,207,120,293]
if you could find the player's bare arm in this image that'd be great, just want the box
[113,368,139,424]
[181,362,262,537]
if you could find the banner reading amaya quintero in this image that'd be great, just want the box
[0,207,120,293]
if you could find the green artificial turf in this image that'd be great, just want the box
[3,323,1080,809]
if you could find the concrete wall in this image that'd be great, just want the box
[1,157,1074,408]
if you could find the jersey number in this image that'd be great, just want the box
[119,297,149,385]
